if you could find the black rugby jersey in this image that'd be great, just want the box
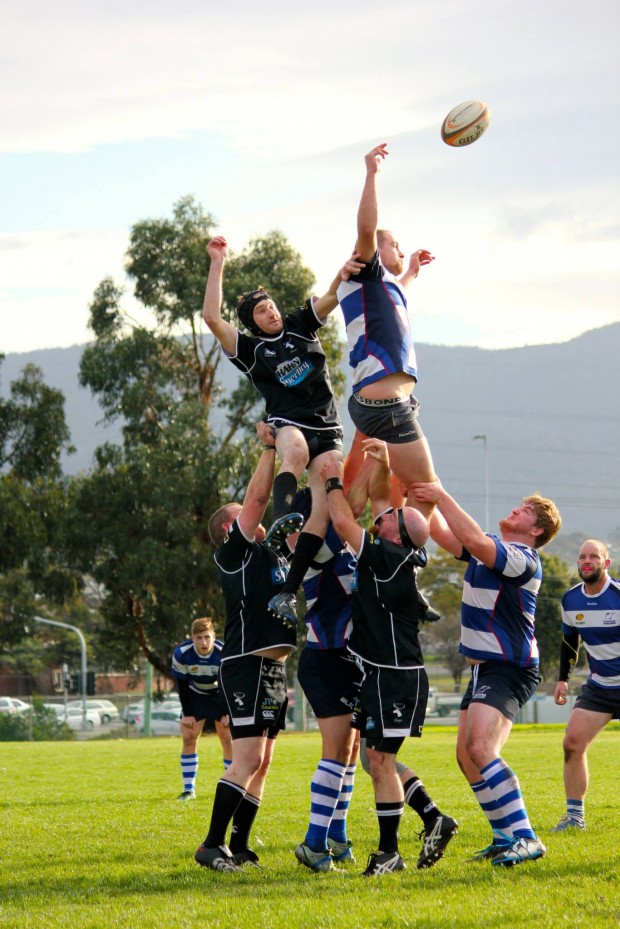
[227,300,341,431]
[347,531,424,669]
[214,519,297,660]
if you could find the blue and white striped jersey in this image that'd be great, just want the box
[171,639,223,696]
[337,251,417,393]
[458,536,542,667]
[302,525,355,650]
[561,576,620,690]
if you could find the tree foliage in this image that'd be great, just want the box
[74,196,345,673]
[0,358,80,664]
[536,550,577,681]
[0,359,73,481]
[418,549,468,688]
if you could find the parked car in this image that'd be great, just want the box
[66,699,119,724]
[63,706,102,731]
[120,702,143,724]
[121,695,181,724]
[425,687,462,718]
[0,697,30,715]
[43,704,102,730]
[43,703,67,720]
[137,706,182,736]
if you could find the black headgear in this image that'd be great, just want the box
[236,289,272,336]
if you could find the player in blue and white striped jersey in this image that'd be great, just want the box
[292,486,360,872]
[171,617,232,800]
[414,477,562,866]
[552,539,620,831]
[336,142,437,524]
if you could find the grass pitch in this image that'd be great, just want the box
[0,726,618,929]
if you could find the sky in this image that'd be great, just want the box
[1,0,619,355]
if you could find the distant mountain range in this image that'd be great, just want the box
[3,323,619,563]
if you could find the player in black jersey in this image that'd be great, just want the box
[319,449,457,876]
[203,236,362,628]
[194,423,296,873]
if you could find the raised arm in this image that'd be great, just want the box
[313,253,365,321]
[414,478,495,566]
[203,237,238,355]
[354,143,388,262]
[236,423,277,540]
[320,453,364,552]
[428,509,464,558]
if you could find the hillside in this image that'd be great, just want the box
[3,323,619,560]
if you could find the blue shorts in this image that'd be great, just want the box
[575,680,620,720]
[297,647,362,718]
[460,661,541,723]
[184,690,228,723]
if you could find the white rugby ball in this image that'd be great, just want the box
[441,100,491,147]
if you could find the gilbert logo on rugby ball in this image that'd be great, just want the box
[441,101,491,147]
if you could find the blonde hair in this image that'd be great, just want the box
[191,617,214,637]
[523,494,562,548]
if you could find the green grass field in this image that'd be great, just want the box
[1,727,618,929]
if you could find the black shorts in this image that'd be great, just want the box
[297,648,362,718]
[267,418,344,463]
[348,393,423,445]
[575,680,620,720]
[354,666,429,753]
[183,690,228,723]
[460,661,541,723]
[220,654,289,739]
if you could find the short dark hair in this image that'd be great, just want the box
[207,503,239,547]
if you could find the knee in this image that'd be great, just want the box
[562,733,585,760]
[463,736,487,771]
[278,446,309,475]
[367,750,388,782]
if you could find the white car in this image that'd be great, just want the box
[137,706,182,736]
[121,695,181,724]
[50,706,102,730]
[43,703,67,719]
[66,699,120,724]
[65,706,102,730]
[0,697,30,715]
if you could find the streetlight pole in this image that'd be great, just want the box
[473,435,490,531]
[34,616,88,729]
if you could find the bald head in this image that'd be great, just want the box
[401,507,430,549]
[577,539,610,588]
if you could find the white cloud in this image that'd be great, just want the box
[0,229,154,352]
[1,0,619,353]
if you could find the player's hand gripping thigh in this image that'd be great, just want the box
[306,448,344,536]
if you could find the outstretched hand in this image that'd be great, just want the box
[406,249,435,278]
[365,142,389,175]
[207,236,228,261]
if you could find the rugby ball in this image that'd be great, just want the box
[441,100,491,147]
